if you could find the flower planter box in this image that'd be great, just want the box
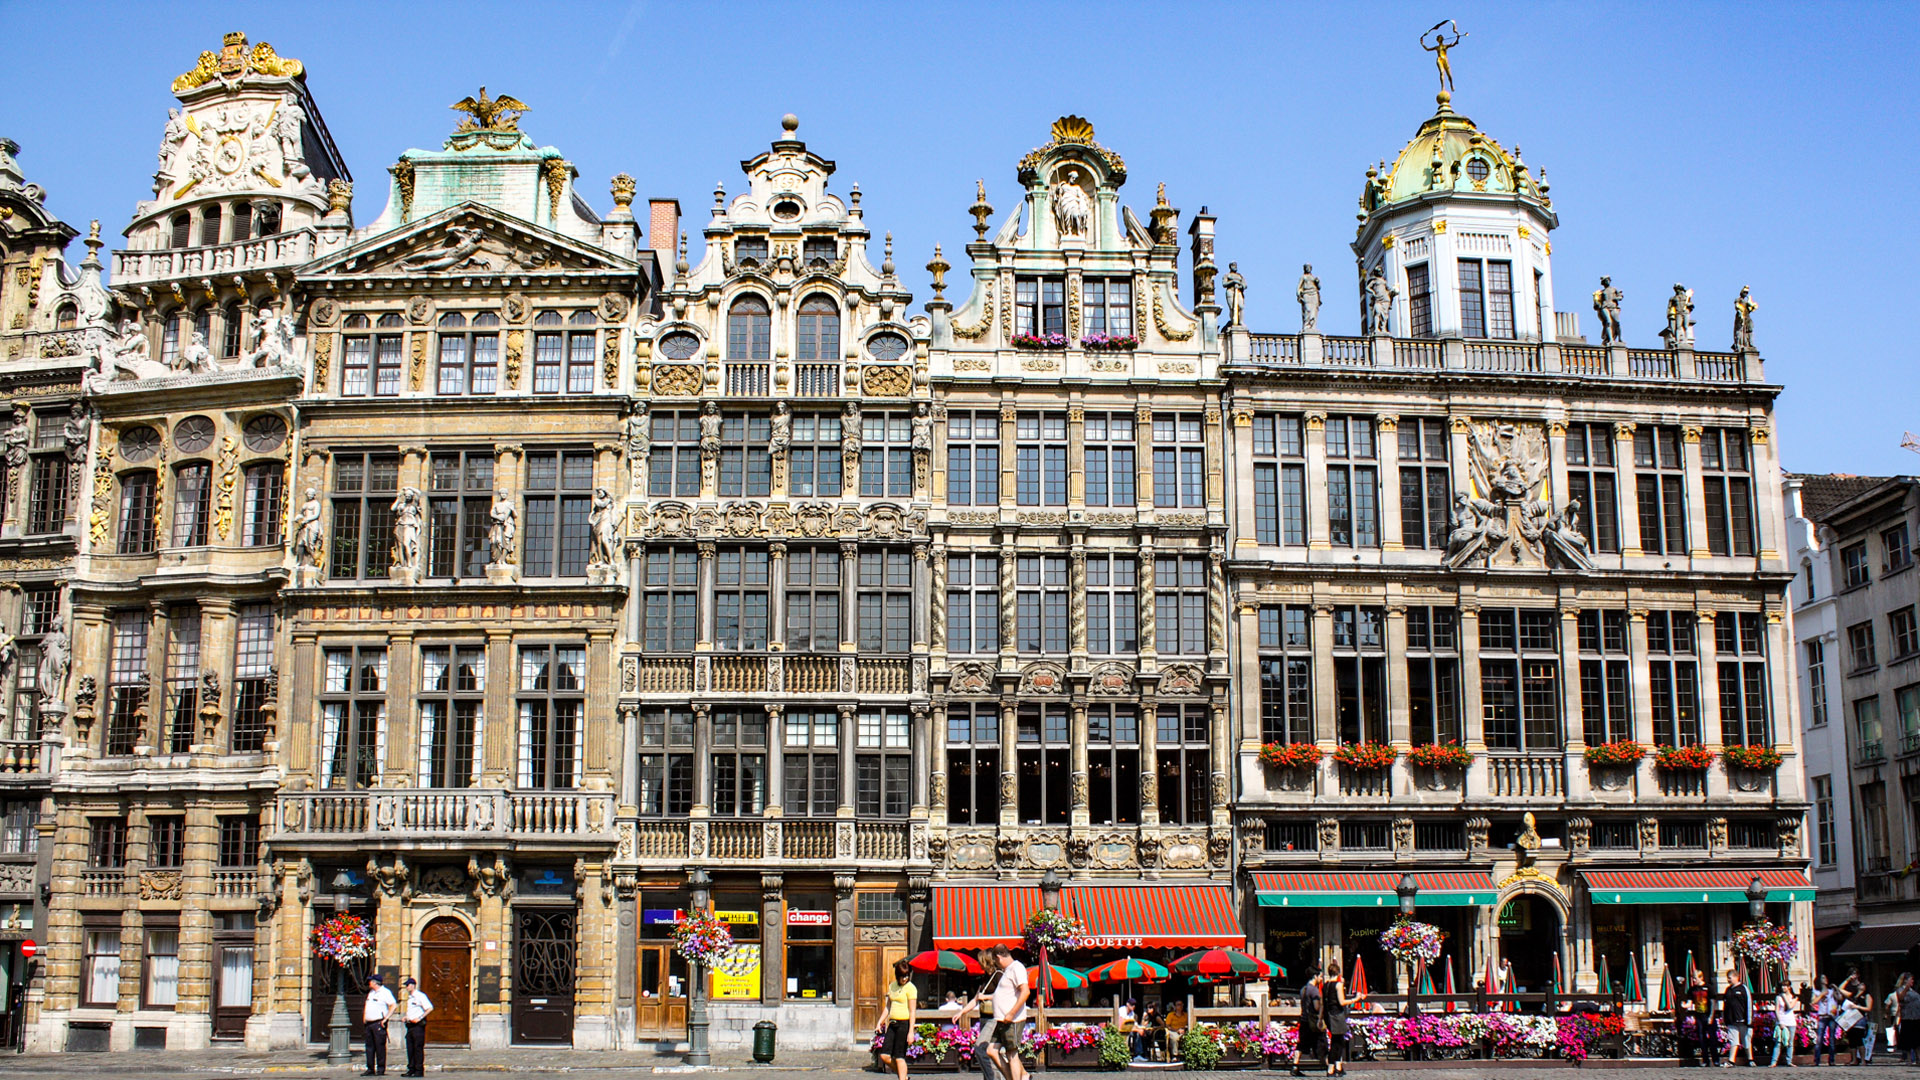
[907,1056,964,1072]
[1213,1049,1267,1069]
[1042,1045,1102,1069]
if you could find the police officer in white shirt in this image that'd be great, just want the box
[362,973,397,1076]
[400,976,434,1077]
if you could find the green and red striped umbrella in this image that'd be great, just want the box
[1170,947,1265,978]
[907,949,986,975]
[1041,963,1089,990]
[1086,957,1170,983]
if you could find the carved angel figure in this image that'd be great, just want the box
[487,491,517,565]
[390,487,423,572]
[291,487,325,567]
[104,319,172,381]
[1050,168,1091,240]
[587,487,619,570]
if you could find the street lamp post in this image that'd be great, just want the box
[326,869,356,1066]
[1746,876,1769,990]
[686,868,712,1066]
[1396,874,1417,1015]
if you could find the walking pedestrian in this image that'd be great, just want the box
[361,973,396,1077]
[986,945,1030,1080]
[1813,975,1840,1065]
[1724,974,1754,1066]
[952,950,1002,1080]
[1898,973,1920,1064]
[876,960,918,1080]
[1692,977,1721,1067]
[399,976,433,1077]
[1840,970,1873,1063]
[1770,984,1799,1067]
[1321,964,1350,1078]
[1290,969,1324,1078]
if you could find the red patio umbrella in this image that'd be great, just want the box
[907,949,985,975]
[1442,955,1457,1014]
[1349,954,1369,1000]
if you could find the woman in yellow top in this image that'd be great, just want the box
[877,959,918,1080]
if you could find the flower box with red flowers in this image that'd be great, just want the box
[1012,332,1068,350]
[1582,740,1646,767]
[1331,741,1399,772]
[1258,741,1324,770]
[1079,333,1138,351]
[1405,742,1472,770]
[1723,744,1784,771]
[1653,743,1717,772]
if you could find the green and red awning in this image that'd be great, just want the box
[933,884,1244,949]
[1252,871,1496,908]
[1581,869,1814,905]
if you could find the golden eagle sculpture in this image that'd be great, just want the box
[450,87,529,132]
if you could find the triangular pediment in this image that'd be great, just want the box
[301,203,634,281]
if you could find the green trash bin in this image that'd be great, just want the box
[753,1019,777,1063]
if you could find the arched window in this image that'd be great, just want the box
[232,201,253,240]
[257,202,281,236]
[55,304,77,331]
[170,213,192,249]
[728,295,771,361]
[199,205,223,247]
[795,295,838,363]
[221,303,242,358]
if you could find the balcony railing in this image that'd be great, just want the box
[1392,340,1442,368]
[112,229,319,283]
[1560,345,1609,375]
[1859,739,1888,766]
[0,740,43,775]
[1249,335,1299,364]
[626,655,917,697]
[276,790,617,842]
[1626,350,1675,378]
[726,364,770,396]
[784,655,841,694]
[1488,754,1563,799]
[643,819,919,864]
[783,821,834,860]
[1465,343,1542,373]
[794,363,840,397]
[211,869,254,898]
[1321,336,1370,365]
[1232,333,1750,384]
[82,869,127,897]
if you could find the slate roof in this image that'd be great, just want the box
[1792,473,1894,523]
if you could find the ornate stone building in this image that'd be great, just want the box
[0,136,85,1049]
[920,117,1243,973]
[1224,88,1810,997]
[613,116,932,1048]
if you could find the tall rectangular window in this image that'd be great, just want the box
[1155,704,1211,825]
[1842,542,1871,590]
[859,411,913,498]
[1252,414,1306,545]
[635,708,694,817]
[1016,704,1071,826]
[516,644,583,789]
[718,414,773,498]
[714,547,770,650]
[1577,609,1632,745]
[783,710,839,817]
[433,311,501,395]
[1397,418,1451,550]
[858,551,912,653]
[8,587,59,740]
[1889,606,1919,662]
[1887,523,1914,572]
[172,462,212,547]
[1014,276,1066,338]
[643,548,698,651]
[1806,640,1829,727]
[1406,263,1432,337]
[1634,426,1688,556]
[945,704,1000,826]
[1083,277,1134,338]
[1812,774,1836,867]
[648,410,702,498]
[418,645,485,788]
[522,450,593,578]
[784,547,841,651]
[1406,606,1461,745]
[328,452,399,580]
[1858,698,1886,764]
[712,708,768,816]
[1153,555,1208,655]
[229,603,273,753]
[1849,621,1878,672]
[1087,704,1140,825]
[1258,606,1312,745]
[1647,611,1700,747]
[1480,608,1561,751]
[1083,412,1136,508]
[1084,554,1138,654]
[144,928,179,1010]
[241,462,284,547]
[217,815,259,868]
[1700,428,1756,557]
[426,451,493,579]
[1016,555,1069,654]
[1716,611,1771,747]
[1563,423,1621,554]
[1332,606,1388,744]
[1326,415,1379,548]
[944,552,998,655]
[787,411,843,498]
[1016,413,1067,506]
[84,925,122,1006]
[1458,259,1485,338]
[855,708,911,818]
[105,610,149,756]
[146,816,182,869]
[1152,414,1205,509]
[1457,258,1514,339]
[944,410,997,506]
[117,470,158,554]
[163,606,200,755]
[320,646,385,789]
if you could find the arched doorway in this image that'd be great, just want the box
[419,917,471,1045]
[1496,893,1564,996]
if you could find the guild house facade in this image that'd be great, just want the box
[18,29,1810,1055]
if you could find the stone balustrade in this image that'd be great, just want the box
[629,818,920,866]
[1233,332,1759,384]
[112,230,318,284]
[275,789,618,842]
[624,654,924,697]
[0,740,45,776]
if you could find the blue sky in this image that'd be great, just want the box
[5,1,1915,475]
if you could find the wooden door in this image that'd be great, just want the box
[211,939,254,1039]
[854,944,908,1035]
[419,917,471,1045]
[510,908,576,1043]
[635,944,687,1038]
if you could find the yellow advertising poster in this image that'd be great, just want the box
[711,943,761,1000]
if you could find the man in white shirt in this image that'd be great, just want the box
[988,945,1030,1080]
[400,976,434,1077]
[361,973,397,1076]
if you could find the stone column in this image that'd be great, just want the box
[288,631,319,774]
[1136,537,1157,674]
[913,544,931,651]
[491,444,523,583]
[618,704,639,812]
[1066,403,1086,506]
[837,704,857,819]
[1459,603,1487,799]
[690,704,712,818]
[1627,610,1654,793]
[760,874,784,1003]
[1377,415,1403,551]
[483,629,513,785]
[384,629,415,785]
[1230,404,1258,554]
[1209,699,1230,827]
[1139,692,1160,827]
[697,541,717,650]
[1681,426,1708,559]
[928,545,948,660]
[999,702,1018,828]
[999,403,1018,511]
[768,542,788,651]
[1749,426,1783,561]
[626,542,645,643]
[1232,599,1262,788]
[839,542,859,653]
[1069,702,1090,828]
[1560,607,1589,800]
[585,629,616,781]
[997,539,1017,672]
[1613,424,1642,556]
[764,705,785,817]
[911,705,930,819]
[1697,610,1728,800]
[1068,542,1088,670]
[1305,413,1330,550]
[1766,612,1801,799]
[142,601,170,756]
[833,875,857,1007]
[1384,604,1411,746]
[1204,404,1226,512]
[1311,605,1336,747]
[1547,420,1570,529]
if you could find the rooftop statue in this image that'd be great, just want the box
[1051,167,1091,240]
[1296,264,1321,332]
[451,87,529,133]
[1733,286,1757,352]
[1661,283,1695,350]
[1421,20,1467,95]
[1364,267,1395,334]
[1592,276,1624,345]
[1221,262,1247,327]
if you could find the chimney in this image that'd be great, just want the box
[648,199,680,260]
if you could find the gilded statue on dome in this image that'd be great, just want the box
[1421,21,1467,94]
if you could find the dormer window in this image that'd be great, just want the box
[56,304,77,331]
[1015,276,1066,338]
[1457,258,1514,339]
[803,237,836,266]
[735,237,768,265]
[1465,157,1491,183]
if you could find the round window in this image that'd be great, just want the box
[1465,157,1491,183]
[657,331,701,361]
[173,415,215,454]
[866,333,909,362]
[243,414,288,453]
[771,199,803,222]
[119,425,160,463]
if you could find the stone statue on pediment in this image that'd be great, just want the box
[1051,167,1091,240]
[399,225,488,273]
[292,488,324,567]
[1297,264,1321,332]
[1365,267,1395,334]
[273,93,309,180]
[1221,262,1246,327]
[102,319,173,381]
[179,330,214,373]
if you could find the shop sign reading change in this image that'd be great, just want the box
[786,909,833,927]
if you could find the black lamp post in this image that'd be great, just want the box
[1395,874,1418,1011]
[326,869,356,1066]
[686,868,712,1066]
[1746,876,1767,924]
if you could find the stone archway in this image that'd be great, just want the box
[1494,881,1570,997]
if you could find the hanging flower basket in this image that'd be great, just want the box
[1723,745,1784,771]
[1079,333,1138,352]
[670,911,735,966]
[1258,742,1324,770]
[311,913,374,965]
[1012,332,1068,350]
[1405,742,1472,770]
[1024,908,1087,954]
[1654,744,1717,772]
[1331,742,1399,772]
[1378,918,1444,965]
[1732,920,1798,967]
[1583,740,1646,767]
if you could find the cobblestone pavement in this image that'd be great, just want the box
[2,1048,1920,1080]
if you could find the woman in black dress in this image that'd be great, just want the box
[1321,963,1350,1077]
